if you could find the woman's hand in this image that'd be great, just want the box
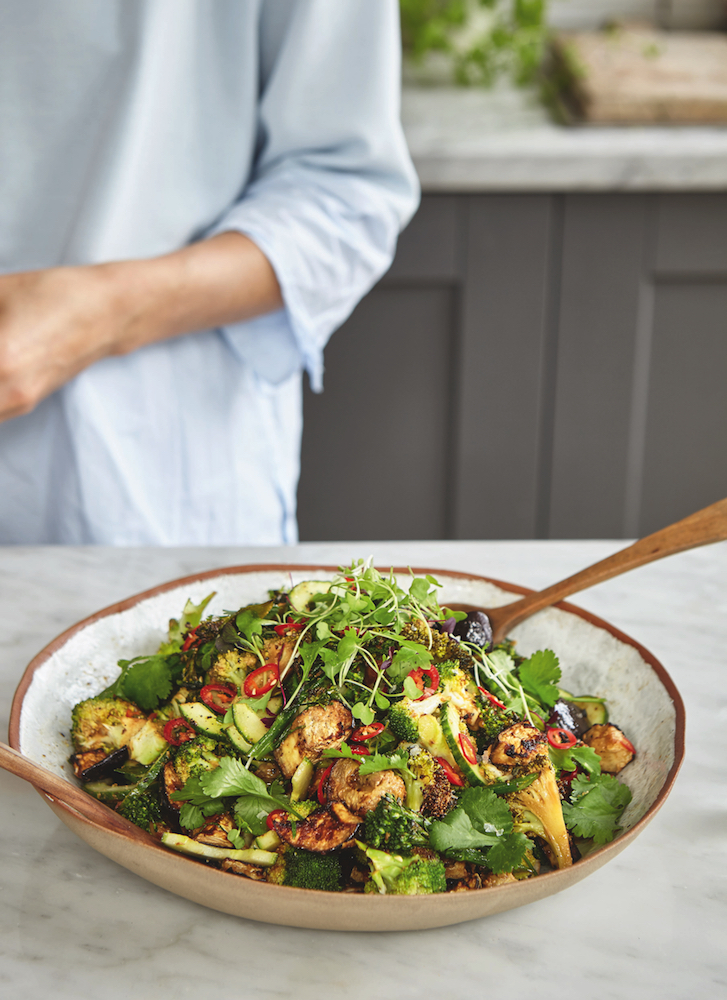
[0,232,282,422]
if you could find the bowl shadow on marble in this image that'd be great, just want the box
[9,564,685,931]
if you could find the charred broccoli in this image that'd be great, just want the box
[71,696,145,752]
[363,794,432,851]
[402,744,457,818]
[266,846,343,892]
[172,736,222,784]
[117,787,163,832]
[358,842,446,895]
[387,700,420,743]
[507,756,572,870]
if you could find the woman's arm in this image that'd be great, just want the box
[0,232,282,421]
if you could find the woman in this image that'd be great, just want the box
[0,0,418,543]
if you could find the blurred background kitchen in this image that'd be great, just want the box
[297,0,727,543]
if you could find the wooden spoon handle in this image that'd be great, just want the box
[489,496,727,643]
[0,740,132,834]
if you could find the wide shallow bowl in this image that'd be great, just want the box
[10,564,684,931]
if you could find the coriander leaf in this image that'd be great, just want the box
[429,787,513,852]
[179,803,205,830]
[485,648,516,679]
[562,774,632,845]
[548,743,602,776]
[320,745,409,776]
[429,806,497,853]
[485,832,531,874]
[234,794,275,837]
[118,655,173,711]
[518,649,561,708]
[200,757,267,798]
[357,751,410,776]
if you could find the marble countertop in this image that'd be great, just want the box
[402,85,727,191]
[2,541,725,999]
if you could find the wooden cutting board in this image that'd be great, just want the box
[551,25,727,124]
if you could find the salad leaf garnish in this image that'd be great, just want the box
[562,773,632,844]
[548,743,602,776]
[429,787,531,873]
[517,649,561,707]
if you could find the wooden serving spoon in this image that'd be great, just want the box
[452,496,727,646]
[0,740,134,834]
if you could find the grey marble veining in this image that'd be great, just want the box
[402,86,727,191]
[2,541,726,999]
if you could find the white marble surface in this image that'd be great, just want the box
[402,85,727,191]
[1,541,725,998]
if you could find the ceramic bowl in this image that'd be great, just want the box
[9,564,684,931]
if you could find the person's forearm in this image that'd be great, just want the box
[0,232,282,421]
[104,231,283,354]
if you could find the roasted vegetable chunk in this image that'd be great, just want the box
[490,723,547,767]
[71,696,145,753]
[327,758,406,823]
[274,702,352,778]
[268,806,358,853]
[583,724,635,774]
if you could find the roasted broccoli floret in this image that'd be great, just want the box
[172,736,222,784]
[358,842,446,895]
[363,794,432,851]
[117,786,164,832]
[205,648,255,690]
[388,700,420,743]
[400,620,472,668]
[71,696,146,752]
[477,694,512,746]
[266,846,343,892]
[402,744,457,818]
[507,756,572,870]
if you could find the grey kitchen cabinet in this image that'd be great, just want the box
[297,193,727,541]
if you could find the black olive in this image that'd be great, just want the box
[79,745,129,782]
[548,698,590,738]
[454,611,493,650]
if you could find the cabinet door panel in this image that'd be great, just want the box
[454,194,554,539]
[548,195,648,538]
[654,194,727,276]
[297,284,455,541]
[639,282,727,534]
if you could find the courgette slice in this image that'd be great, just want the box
[288,580,331,612]
[290,759,314,801]
[232,702,268,744]
[161,832,277,866]
[440,701,485,786]
[417,713,457,770]
[255,829,282,851]
[179,701,227,739]
[224,723,253,755]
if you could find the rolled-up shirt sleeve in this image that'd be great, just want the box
[208,0,420,391]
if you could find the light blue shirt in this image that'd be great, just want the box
[0,0,419,544]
